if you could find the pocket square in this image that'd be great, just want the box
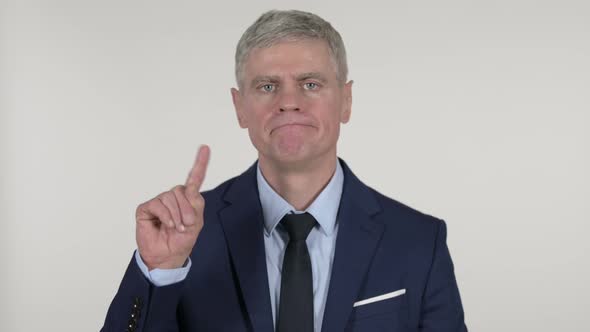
[353,288,406,307]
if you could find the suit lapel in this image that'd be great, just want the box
[321,160,385,332]
[219,162,274,332]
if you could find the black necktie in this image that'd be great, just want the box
[277,212,317,332]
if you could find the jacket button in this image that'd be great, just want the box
[127,318,137,330]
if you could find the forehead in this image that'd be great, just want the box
[243,39,337,80]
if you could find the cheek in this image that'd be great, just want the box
[315,101,344,130]
[247,93,276,108]
[244,105,271,134]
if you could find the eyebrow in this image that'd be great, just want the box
[250,75,281,88]
[249,72,328,88]
[295,72,328,83]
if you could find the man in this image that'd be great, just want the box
[101,10,467,332]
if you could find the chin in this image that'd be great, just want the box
[274,150,309,164]
[265,147,315,169]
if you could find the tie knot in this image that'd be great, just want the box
[280,212,317,242]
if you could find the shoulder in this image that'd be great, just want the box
[371,186,443,226]
[365,184,447,248]
[340,158,445,235]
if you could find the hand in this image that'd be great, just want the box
[135,145,210,270]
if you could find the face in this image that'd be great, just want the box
[231,39,353,169]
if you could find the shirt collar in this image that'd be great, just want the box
[256,160,344,237]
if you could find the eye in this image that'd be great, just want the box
[261,84,275,92]
[303,82,319,90]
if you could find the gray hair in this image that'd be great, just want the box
[235,10,348,88]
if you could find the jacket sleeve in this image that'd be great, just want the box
[100,253,186,332]
[419,220,468,332]
[134,250,191,287]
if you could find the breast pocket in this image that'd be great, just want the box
[345,289,410,332]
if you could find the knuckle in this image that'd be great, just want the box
[172,184,185,193]
[136,201,146,212]
[135,204,143,218]
[161,191,173,201]
[154,198,170,216]
[161,193,178,210]
[144,199,158,211]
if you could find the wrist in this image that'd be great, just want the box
[142,253,189,271]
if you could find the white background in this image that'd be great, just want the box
[1,0,589,330]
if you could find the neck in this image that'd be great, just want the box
[258,153,338,211]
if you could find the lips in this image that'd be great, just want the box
[271,122,314,134]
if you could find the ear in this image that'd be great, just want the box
[340,80,353,124]
[231,87,248,128]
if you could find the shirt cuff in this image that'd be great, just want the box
[134,249,191,287]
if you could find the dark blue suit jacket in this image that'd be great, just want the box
[101,159,467,331]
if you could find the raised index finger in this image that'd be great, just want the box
[185,144,210,190]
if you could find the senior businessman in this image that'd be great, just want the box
[101,9,468,332]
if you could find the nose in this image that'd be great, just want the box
[278,85,301,112]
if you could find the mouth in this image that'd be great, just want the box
[271,123,313,134]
